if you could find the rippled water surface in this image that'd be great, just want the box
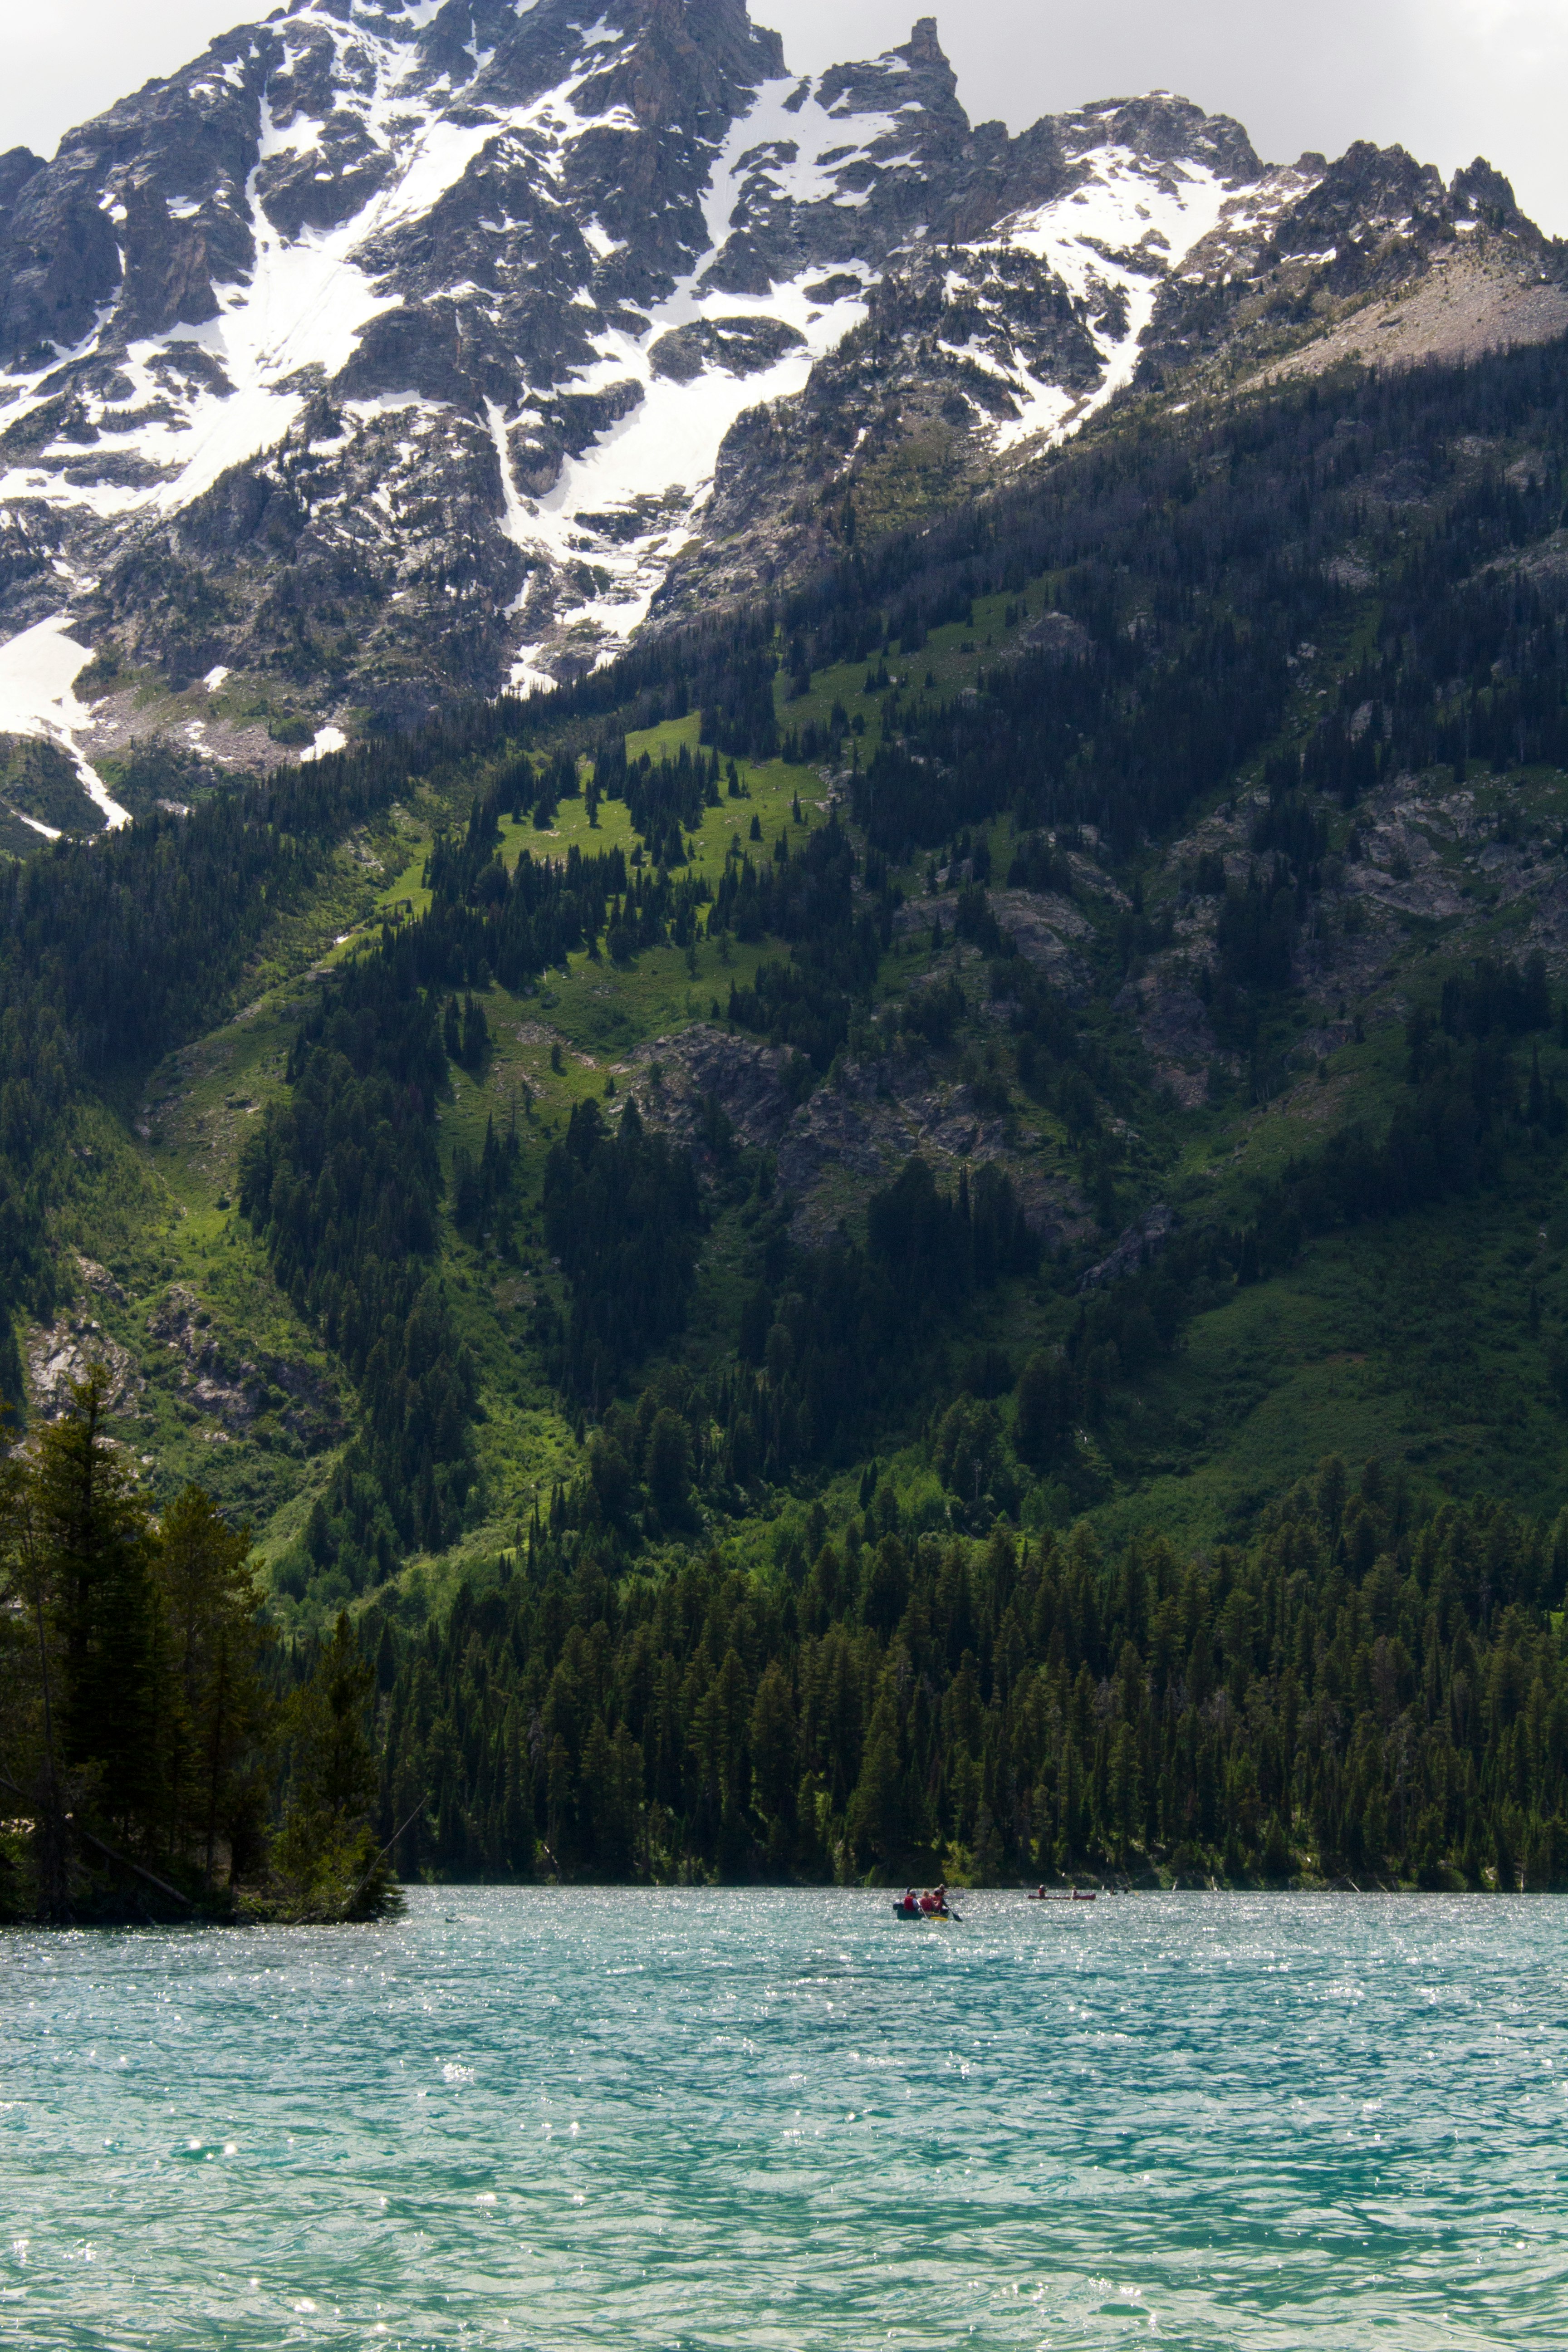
[3,1889,1567,2347]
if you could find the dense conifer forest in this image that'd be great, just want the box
[371,1460,1568,1892]
[8,1375,1568,1909]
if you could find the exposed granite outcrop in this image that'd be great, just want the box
[1114,971,1218,1108]
[26,1315,142,1420]
[626,1024,798,1164]
[627,1022,1091,1249]
[147,1285,344,1449]
[1080,1203,1173,1294]
[897,887,1093,995]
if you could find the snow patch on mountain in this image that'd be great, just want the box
[489,57,919,677]
[988,152,1233,451]
[0,11,1283,722]
[300,723,348,760]
[0,618,132,828]
[701,75,905,240]
[504,266,872,678]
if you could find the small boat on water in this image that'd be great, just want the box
[892,1891,961,1922]
[1026,1886,1096,1902]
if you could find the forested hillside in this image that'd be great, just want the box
[370,1462,1568,1893]
[8,328,1568,1903]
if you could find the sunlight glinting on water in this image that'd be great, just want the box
[3,1887,1566,2347]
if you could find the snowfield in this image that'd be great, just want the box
[0,618,132,829]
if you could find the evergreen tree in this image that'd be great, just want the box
[156,1487,272,1888]
[274,1613,401,1920]
[0,1377,279,1920]
[0,1422,70,1918]
[34,1368,162,1837]
[369,1455,1568,1894]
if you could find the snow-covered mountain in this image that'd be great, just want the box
[0,0,1563,795]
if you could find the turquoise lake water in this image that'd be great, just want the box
[2,1888,1566,2348]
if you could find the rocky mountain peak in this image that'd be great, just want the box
[0,149,42,211]
[511,0,786,126]
[0,1,1563,800]
[1450,156,1527,231]
[1057,93,1261,185]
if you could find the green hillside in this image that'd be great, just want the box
[8,334,1568,1900]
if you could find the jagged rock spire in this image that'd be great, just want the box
[908,17,946,66]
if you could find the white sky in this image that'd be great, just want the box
[4,0,1566,235]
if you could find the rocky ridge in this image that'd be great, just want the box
[0,0,1560,787]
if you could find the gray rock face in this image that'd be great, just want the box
[26,1313,142,1419]
[627,1019,1090,1247]
[0,0,1559,745]
[773,1049,1088,1249]
[147,1284,344,1447]
[627,1023,797,1164]
[897,887,1093,996]
[1114,971,1218,1107]
[649,315,805,381]
[1079,1203,1173,1294]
